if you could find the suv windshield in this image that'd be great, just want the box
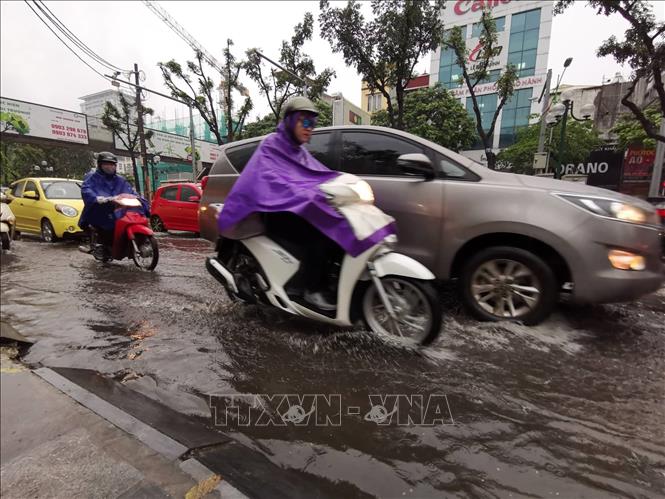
[41,181,82,199]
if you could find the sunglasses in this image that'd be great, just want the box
[301,117,317,130]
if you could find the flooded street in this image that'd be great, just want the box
[2,235,664,498]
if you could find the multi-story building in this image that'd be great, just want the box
[554,71,664,143]
[430,0,554,163]
[361,74,431,114]
[322,93,371,125]
[79,89,134,119]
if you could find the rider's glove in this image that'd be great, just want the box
[96,196,112,204]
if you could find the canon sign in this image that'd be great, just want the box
[454,0,512,16]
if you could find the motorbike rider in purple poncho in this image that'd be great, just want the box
[79,151,149,251]
[217,96,396,311]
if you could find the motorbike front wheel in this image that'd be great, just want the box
[131,234,159,271]
[1,232,10,251]
[362,277,442,346]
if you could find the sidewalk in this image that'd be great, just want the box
[0,349,243,499]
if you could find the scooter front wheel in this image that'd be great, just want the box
[1,232,10,251]
[131,234,159,271]
[362,277,442,346]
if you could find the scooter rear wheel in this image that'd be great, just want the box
[131,234,159,271]
[1,232,10,251]
[362,277,442,346]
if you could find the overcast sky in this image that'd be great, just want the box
[1,0,663,125]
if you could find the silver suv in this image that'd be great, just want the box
[199,126,663,324]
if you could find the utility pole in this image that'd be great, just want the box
[134,63,151,200]
[106,72,199,180]
[649,118,665,197]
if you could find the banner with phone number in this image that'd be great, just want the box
[0,97,89,145]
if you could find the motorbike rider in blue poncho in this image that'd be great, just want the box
[79,151,149,254]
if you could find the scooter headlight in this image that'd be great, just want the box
[55,204,78,217]
[350,180,374,203]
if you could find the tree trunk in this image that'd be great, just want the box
[395,87,405,130]
[385,96,397,129]
[485,149,497,169]
[130,154,140,192]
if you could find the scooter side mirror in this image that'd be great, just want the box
[397,153,436,181]
[188,195,201,203]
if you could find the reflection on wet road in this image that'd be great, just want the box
[2,235,664,498]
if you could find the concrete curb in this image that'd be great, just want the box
[34,367,189,461]
[34,367,248,498]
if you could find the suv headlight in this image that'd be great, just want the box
[55,204,78,217]
[555,194,651,224]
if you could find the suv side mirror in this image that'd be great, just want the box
[23,190,39,199]
[397,153,435,181]
[188,195,201,203]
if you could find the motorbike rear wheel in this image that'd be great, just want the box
[362,277,442,346]
[131,234,159,271]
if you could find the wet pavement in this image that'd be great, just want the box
[1,234,664,498]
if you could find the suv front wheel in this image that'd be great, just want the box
[459,246,557,325]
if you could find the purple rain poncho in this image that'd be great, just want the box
[217,116,396,257]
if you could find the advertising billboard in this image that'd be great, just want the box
[0,97,89,145]
[113,127,223,164]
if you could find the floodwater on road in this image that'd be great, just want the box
[1,235,664,498]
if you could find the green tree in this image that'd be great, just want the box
[444,10,519,169]
[244,13,334,123]
[242,99,333,139]
[1,143,43,184]
[371,84,477,151]
[497,119,602,174]
[611,105,663,150]
[555,1,664,144]
[101,92,153,190]
[319,0,444,130]
[314,99,333,127]
[220,39,253,142]
[159,46,251,145]
[0,142,94,184]
[242,114,277,139]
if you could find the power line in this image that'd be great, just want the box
[24,0,109,81]
[32,0,131,74]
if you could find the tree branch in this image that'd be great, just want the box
[621,78,665,142]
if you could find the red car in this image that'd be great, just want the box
[150,182,201,234]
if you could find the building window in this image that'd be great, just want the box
[466,93,498,150]
[471,16,505,38]
[480,69,501,84]
[439,26,467,90]
[507,8,540,78]
[499,88,533,147]
[367,93,383,113]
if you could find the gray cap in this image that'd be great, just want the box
[282,96,319,117]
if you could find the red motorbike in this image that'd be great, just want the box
[79,194,159,270]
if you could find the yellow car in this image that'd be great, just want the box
[7,177,85,242]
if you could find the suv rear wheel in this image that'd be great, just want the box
[459,246,557,325]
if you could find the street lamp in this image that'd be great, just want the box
[545,57,596,179]
[150,154,161,193]
[547,99,595,179]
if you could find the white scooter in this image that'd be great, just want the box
[1,194,16,251]
[206,174,442,345]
